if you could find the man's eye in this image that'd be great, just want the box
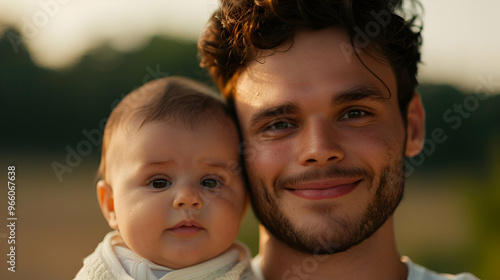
[266,121,294,131]
[149,179,171,189]
[200,178,221,188]
[340,109,367,120]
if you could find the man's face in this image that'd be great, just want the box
[234,28,418,254]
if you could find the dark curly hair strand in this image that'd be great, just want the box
[198,0,422,119]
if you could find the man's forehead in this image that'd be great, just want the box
[234,27,395,104]
[243,31,335,69]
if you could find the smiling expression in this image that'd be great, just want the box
[234,28,423,254]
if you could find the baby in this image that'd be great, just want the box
[75,77,254,279]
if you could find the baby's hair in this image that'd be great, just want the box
[97,76,232,180]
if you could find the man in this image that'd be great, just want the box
[199,0,479,279]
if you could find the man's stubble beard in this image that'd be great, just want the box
[248,152,406,255]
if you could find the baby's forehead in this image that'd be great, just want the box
[134,112,237,136]
[105,115,241,180]
[111,113,239,157]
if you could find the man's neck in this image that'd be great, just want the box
[258,216,408,280]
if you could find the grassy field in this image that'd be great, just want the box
[0,155,495,279]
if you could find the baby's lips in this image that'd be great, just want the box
[168,220,204,230]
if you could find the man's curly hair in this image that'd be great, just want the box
[198,0,422,118]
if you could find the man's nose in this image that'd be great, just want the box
[298,116,344,166]
[172,184,203,210]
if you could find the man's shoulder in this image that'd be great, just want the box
[251,254,265,280]
[403,256,480,280]
[251,254,480,280]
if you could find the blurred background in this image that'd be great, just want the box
[0,0,499,279]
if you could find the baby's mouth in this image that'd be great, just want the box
[168,220,205,236]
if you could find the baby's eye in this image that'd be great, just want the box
[200,178,221,189]
[149,179,172,189]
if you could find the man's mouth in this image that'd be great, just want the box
[286,178,362,200]
[167,220,205,236]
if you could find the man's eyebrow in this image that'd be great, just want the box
[248,86,386,128]
[249,102,300,129]
[331,86,389,105]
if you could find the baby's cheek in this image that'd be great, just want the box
[119,199,158,235]
[215,198,245,233]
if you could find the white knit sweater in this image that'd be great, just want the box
[74,231,255,280]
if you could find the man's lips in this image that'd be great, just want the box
[286,178,362,200]
[167,220,204,236]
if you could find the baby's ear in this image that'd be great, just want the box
[96,180,118,229]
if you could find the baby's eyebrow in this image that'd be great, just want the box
[203,160,231,169]
[142,159,174,168]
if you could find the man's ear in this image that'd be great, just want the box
[96,180,118,229]
[405,92,426,157]
[241,194,250,220]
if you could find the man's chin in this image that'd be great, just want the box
[267,217,365,255]
[261,199,394,256]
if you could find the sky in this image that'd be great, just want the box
[0,0,499,92]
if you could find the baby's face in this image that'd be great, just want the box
[104,118,246,269]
